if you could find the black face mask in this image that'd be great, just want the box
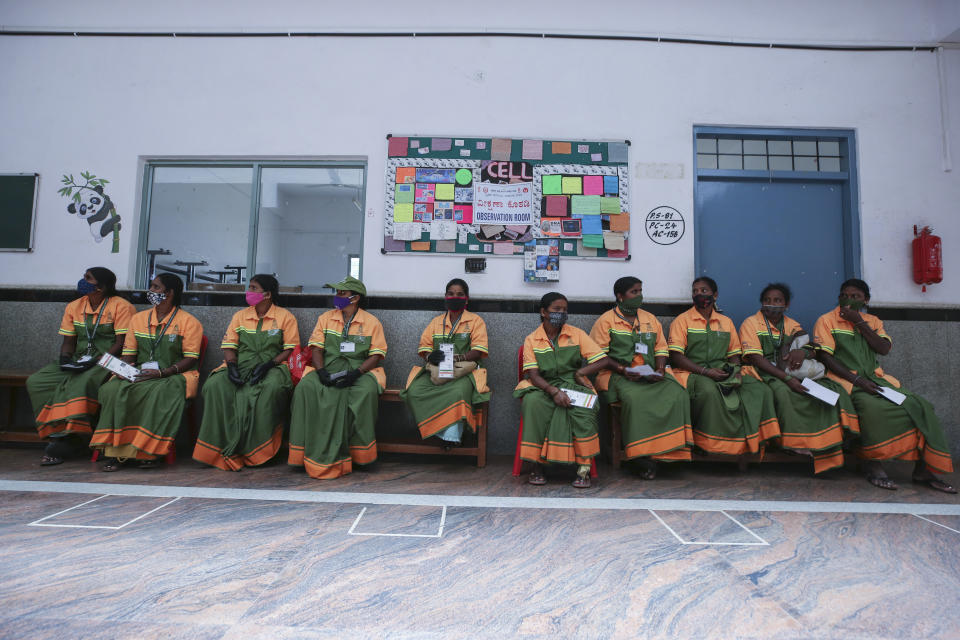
[693,294,713,309]
[547,311,568,328]
[445,296,467,312]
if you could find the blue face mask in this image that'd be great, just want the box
[77,279,97,295]
[333,295,355,310]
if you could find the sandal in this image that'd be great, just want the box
[912,474,958,494]
[867,474,898,490]
[634,459,657,481]
[102,458,122,472]
[39,455,63,466]
[527,471,547,486]
[572,475,591,489]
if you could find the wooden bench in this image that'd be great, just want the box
[0,370,42,444]
[377,388,488,467]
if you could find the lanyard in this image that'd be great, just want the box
[443,312,463,341]
[83,297,110,354]
[147,307,179,360]
[341,310,357,339]
[614,308,641,334]
[761,314,785,358]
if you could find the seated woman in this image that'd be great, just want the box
[668,276,781,459]
[400,278,490,447]
[288,276,387,479]
[589,277,692,479]
[739,283,857,474]
[193,274,299,471]
[27,267,135,465]
[90,274,203,470]
[514,292,610,488]
[813,278,955,492]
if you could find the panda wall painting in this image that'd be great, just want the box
[57,171,121,253]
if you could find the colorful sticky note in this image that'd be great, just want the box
[577,144,589,154]
[606,239,629,258]
[603,175,619,194]
[432,138,453,151]
[410,241,431,251]
[454,204,473,223]
[388,136,408,157]
[394,184,414,203]
[561,176,583,195]
[435,240,456,252]
[415,185,435,203]
[455,168,473,186]
[396,167,416,184]
[582,234,604,248]
[545,195,568,217]
[454,139,464,146]
[571,195,602,215]
[577,241,597,257]
[393,203,414,222]
[602,231,625,251]
[522,139,543,160]
[418,148,430,155]
[578,215,603,235]
[383,235,405,251]
[609,212,630,232]
[590,153,602,161]
[459,149,471,157]
[542,175,562,195]
[435,183,455,201]
[551,141,572,155]
[491,138,512,160]
[476,141,487,150]
[493,242,514,255]
[600,197,621,214]
[607,142,629,163]
[583,176,604,195]
[409,139,420,148]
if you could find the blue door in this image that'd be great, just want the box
[696,178,846,332]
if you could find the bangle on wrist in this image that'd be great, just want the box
[853,375,862,385]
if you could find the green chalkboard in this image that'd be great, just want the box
[0,174,38,251]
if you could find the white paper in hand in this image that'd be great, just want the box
[559,388,597,409]
[626,364,658,377]
[877,386,906,405]
[800,378,839,406]
[98,353,140,382]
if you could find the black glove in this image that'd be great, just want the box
[315,368,334,386]
[335,369,363,388]
[78,357,98,371]
[227,361,245,386]
[59,354,76,372]
[248,360,277,385]
[427,349,445,365]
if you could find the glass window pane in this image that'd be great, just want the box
[768,155,793,171]
[743,155,768,170]
[718,154,743,170]
[255,166,365,294]
[717,139,742,154]
[768,140,792,155]
[818,157,841,172]
[146,166,252,289]
[794,156,818,171]
[743,140,766,155]
[697,154,718,169]
[793,140,817,156]
[818,141,840,156]
[696,138,717,153]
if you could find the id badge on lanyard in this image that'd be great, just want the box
[340,341,356,353]
[635,342,649,355]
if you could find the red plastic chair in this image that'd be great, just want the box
[92,334,208,465]
[512,345,597,478]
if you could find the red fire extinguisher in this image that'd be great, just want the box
[912,225,942,292]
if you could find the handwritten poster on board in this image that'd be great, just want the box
[383,135,630,259]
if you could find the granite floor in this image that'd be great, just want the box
[0,447,958,639]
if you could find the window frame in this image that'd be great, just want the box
[136,158,367,289]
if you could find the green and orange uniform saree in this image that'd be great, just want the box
[91,306,203,460]
[400,309,491,444]
[813,307,953,473]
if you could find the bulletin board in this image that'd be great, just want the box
[382,135,631,259]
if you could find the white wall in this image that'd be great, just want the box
[1,1,957,305]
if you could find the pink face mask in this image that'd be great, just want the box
[246,291,265,306]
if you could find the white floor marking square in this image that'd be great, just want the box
[912,513,960,535]
[648,509,769,546]
[348,505,447,538]
[28,495,182,530]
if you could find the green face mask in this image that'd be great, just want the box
[618,294,644,313]
[839,297,866,310]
